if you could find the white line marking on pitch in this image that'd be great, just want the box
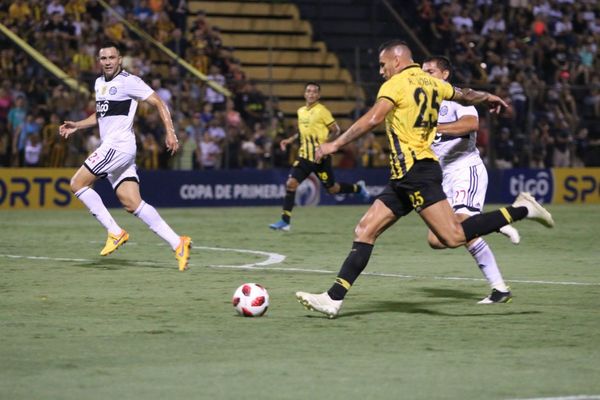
[2,249,598,287]
[507,395,600,400]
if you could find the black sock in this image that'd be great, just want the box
[337,182,358,194]
[281,190,295,223]
[328,241,374,300]
[462,206,528,242]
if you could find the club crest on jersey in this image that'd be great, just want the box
[96,100,110,117]
[439,105,448,116]
[101,86,107,95]
[109,86,117,95]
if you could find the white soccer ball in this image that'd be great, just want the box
[232,283,270,317]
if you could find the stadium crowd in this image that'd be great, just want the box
[412,0,599,167]
[0,0,598,170]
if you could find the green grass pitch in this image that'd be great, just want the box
[1,204,599,400]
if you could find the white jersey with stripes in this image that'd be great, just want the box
[431,100,481,171]
[94,70,154,155]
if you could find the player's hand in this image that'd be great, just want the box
[279,138,290,151]
[59,121,78,139]
[486,94,508,114]
[166,133,179,155]
[315,142,338,162]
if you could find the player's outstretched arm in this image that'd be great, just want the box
[280,133,298,151]
[453,88,508,114]
[59,113,97,139]
[437,115,479,136]
[316,98,392,161]
[145,92,179,155]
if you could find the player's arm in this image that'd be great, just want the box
[316,98,393,161]
[280,130,299,151]
[437,115,479,136]
[145,92,179,155]
[326,122,341,141]
[452,87,508,114]
[59,113,97,139]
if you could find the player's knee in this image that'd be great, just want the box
[286,178,298,191]
[122,203,136,213]
[326,185,339,194]
[70,177,83,193]
[437,226,465,248]
[427,231,446,249]
[354,220,375,242]
[121,199,140,213]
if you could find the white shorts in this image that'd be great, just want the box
[442,162,488,216]
[84,144,139,189]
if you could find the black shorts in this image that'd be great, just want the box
[290,157,336,188]
[377,159,446,217]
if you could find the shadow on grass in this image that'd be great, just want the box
[339,300,542,318]
[418,287,480,300]
[73,258,168,270]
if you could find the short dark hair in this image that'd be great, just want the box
[423,55,453,76]
[99,41,122,55]
[305,81,320,91]
[378,39,409,53]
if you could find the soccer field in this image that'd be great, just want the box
[1,205,599,400]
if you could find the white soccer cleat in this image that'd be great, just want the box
[499,224,520,245]
[296,291,342,319]
[512,192,554,228]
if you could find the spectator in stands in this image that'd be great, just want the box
[198,131,221,170]
[494,127,517,169]
[530,118,551,168]
[236,81,266,128]
[359,132,386,168]
[553,128,572,167]
[151,78,173,110]
[206,117,226,145]
[24,133,42,167]
[8,0,32,24]
[166,28,189,58]
[205,65,227,111]
[452,7,474,33]
[65,0,87,22]
[41,113,61,166]
[190,47,209,75]
[481,9,506,36]
[175,125,198,170]
[14,114,43,167]
[240,132,259,168]
[7,95,26,165]
[572,126,590,167]
[0,87,12,126]
[224,98,242,129]
[46,0,65,16]
[134,0,154,23]
[154,10,175,43]
[167,0,188,32]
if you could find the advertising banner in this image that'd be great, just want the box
[2,167,598,209]
[0,168,81,209]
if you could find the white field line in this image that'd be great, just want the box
[507,395,600,400]
[1,244,598,287]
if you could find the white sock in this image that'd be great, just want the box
[467,238,509,292]
[133,201,180,250]
[75,187,122,236]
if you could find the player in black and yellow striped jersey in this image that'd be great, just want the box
[269,82,370,231]
[295,40,555,318]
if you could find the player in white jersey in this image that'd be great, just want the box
[422,55,520,303]
[59,42,192,271]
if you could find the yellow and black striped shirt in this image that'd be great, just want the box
[377,64,455,179]
[297,102,336,162]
